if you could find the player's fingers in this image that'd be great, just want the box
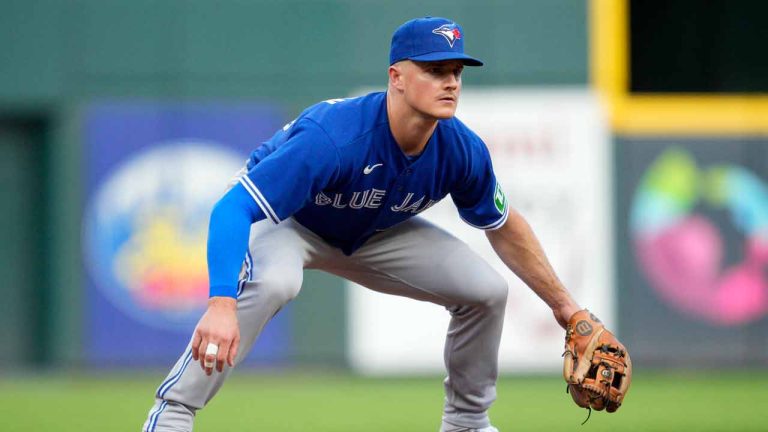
[203,341,219,376]
[216,339,230,373]
[228,336,240,367]
[191,330,202,361]
[198,337,210,370]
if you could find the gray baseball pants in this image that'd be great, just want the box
[143,216,508,431]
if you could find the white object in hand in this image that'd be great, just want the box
[204,344,219,368]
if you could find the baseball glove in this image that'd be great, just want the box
[562,310,632,417]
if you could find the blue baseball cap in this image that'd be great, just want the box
[389,17,483,67]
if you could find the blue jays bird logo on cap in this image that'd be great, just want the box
[432,23,462,48]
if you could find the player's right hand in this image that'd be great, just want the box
[191,296,240,376]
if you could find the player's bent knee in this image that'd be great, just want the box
[254,271,303,306]
[450,269,508,309]
[489,279,509,307]
[480,271,508,309]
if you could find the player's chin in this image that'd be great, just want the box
[429,105,458,120]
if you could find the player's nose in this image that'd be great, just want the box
[444,73,459,89]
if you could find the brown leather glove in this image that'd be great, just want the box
[563,310,632,414]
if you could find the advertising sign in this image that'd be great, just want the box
[83,103,288,366]
[617,138,768,366]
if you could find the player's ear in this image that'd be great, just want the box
[388,63,405,91]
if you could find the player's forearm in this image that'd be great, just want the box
[485,208,578,311]
[207,183,265,298]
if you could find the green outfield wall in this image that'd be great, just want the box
[0,0,587,368]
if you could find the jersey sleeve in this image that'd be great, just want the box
[246,119,296,169]
[450,142,509,230]
[239,118,340,223]
[207,183,266,298]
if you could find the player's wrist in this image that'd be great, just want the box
[548,293,579,313]
[550,298,581,329]
[554,301,580,316]
[208,296,237,310]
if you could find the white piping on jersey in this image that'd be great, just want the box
[236,251,253,298]
[239,176,280,224]
[155,347,193,398]
[459,202,509,231]
[146,400,168,432]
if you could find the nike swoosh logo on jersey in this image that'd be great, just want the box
[363,163,383,174]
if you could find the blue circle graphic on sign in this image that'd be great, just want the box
[83,142,244,330]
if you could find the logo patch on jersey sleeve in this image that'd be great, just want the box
[493,182,507,215]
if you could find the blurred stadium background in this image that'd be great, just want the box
[1,0,767,430]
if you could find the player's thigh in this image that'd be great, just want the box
[241,219,312,302]
[335,218,508,307]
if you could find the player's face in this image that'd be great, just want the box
[401,60,464,120]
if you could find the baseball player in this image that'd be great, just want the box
[143,16,581,432]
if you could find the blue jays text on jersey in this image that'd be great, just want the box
[238,91,509,256]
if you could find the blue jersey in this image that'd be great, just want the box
[238,91,508,255]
